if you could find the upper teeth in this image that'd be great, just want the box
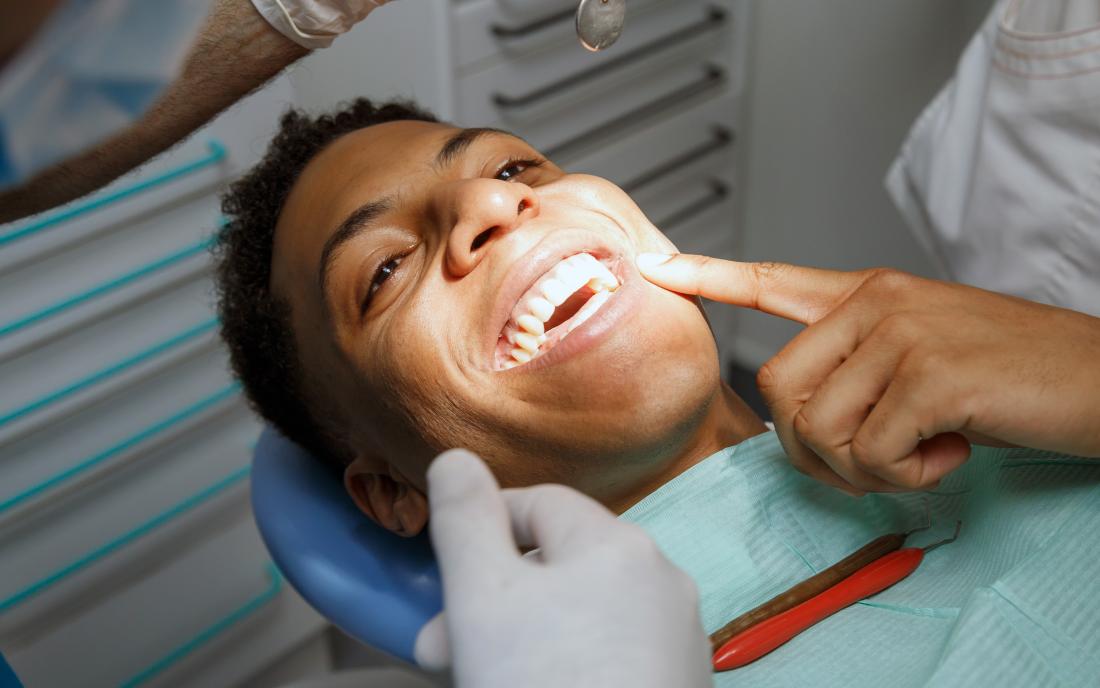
[502,253,620,368]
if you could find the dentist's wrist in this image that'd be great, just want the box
[250,0,392,49]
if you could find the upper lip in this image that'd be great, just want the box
[483,228,626,368]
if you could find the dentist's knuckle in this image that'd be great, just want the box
[791,407,820,445]
[899,347,944,382]
[751,261,790,284]
[756,360,783,400]
[864,268,915,296]
[874,312,922,346]
[849,433,882,470]
[749,261,792,298]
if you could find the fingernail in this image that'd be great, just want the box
[636,253,673,270]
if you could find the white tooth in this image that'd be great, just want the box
[572,253,601,270]
[517,314,545,336]
[511,348,533,363]
[504,360,519,370]
[591,260,618,285]
[568,254,611,291]
[567,253,601,279]
[541,278,571,306]
[527,297,555,322]
[554,261,588,293]
[515,332,540,353]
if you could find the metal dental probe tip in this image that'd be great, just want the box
[576,0,626,52]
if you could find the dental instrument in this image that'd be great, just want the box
[576,0,626,51]
[712,522,963,672]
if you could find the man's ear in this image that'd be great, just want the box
[344,458,429,538]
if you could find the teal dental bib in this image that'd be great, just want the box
[620,431,1100,687]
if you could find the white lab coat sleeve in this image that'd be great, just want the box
[250,0,391,49]
[884,1,1002,283]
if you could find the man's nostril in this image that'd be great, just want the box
[517,199,530,213]
[471,227,496,252]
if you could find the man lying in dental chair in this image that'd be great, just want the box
[215,99,1100,686]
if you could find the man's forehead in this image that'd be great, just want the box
[278,121,452,244]
[307,120,457,185]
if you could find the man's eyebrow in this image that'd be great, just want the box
[318,197,393,292]
[435,127,513,169]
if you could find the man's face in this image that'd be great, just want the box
[271,120,722,522]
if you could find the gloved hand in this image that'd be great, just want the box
[415,449,713,688]
[250,0,398,49]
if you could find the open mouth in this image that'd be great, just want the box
[494,252,621,370]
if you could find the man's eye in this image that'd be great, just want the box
[495,158,541,182]
[372,257,402,293]
[366,256,402,306]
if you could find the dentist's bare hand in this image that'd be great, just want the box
[637,253,1100,493]
[416,449,711,688]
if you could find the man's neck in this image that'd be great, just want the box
[605,383,768,514]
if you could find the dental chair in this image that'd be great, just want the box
[250,427,442,664]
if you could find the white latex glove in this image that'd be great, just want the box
[250,0,397,49]
[415,449,713,688]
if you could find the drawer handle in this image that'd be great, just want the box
[0,141,227,249]
[0,235,214,340]
[547,63,727,160]
[622,126,733,193]
[489,7,576,40]
[0,462,251,612]
[120,563,283,688]
[492,6,727,111]
[0,318,219,429]
[654,179,730,231]
[0,384,239,518]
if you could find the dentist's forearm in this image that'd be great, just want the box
[0,0,308,224]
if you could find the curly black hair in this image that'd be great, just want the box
[214,98,439,468]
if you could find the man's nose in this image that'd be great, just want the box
[442,178,539,277]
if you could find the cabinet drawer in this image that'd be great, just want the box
[455,1,733,149]
[0,399,257,625]
[0,196,220,346]
[0,276,218,431]
[556,94,737,190]
[6,505,323,688]
[0,345,239,523]
[0,140,228,274]
[452,0,667,72]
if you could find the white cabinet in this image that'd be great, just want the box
[0,77,326,688]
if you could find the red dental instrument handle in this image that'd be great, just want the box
[712,547,925,672]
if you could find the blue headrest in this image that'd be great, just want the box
[250,427,442,662]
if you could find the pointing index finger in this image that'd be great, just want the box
[636,253,868,325]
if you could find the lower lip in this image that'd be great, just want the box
[498,258,642,374]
